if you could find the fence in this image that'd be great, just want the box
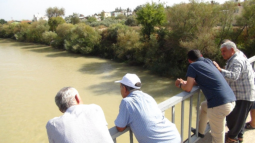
[109,56,255,143]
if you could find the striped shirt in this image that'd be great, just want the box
[221,53,255,101]
[115,91,181,143]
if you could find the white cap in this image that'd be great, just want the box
[115,73,141,89]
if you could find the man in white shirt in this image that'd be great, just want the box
[46,87,113,143]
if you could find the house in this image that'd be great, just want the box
[33,13,48,21]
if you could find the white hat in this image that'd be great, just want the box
[115,73,141,89]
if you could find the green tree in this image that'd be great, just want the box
[115,14,126,20]
[71,13,80,24]
[136,2,166,40]
[101,11,105,20]
[0,19,7,24]
[48,16,65,31]
[46,7,65,18]
[125,15,138,26]
[87,17,97,23]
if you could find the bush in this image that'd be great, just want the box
[52,23,74,48]
[125,16,138,26]
[26,20,50,43]
[64,23,101,54]
[115,27,143,63]
[42,31,58,45]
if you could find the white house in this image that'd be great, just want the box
[33,13,48,21]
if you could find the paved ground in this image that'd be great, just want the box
[197,115,255,143]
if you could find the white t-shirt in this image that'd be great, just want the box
[46,104,113,143]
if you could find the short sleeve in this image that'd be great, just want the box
[186,65,196,78]
[46,121,55,143]
[114,100,130,128]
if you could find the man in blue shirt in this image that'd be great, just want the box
[175,50,236,143]
[114,73,181,143]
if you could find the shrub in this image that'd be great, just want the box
[52,23,74,48]
[25,20,50,43]
[64,23,101,54]
[42,31,58,45]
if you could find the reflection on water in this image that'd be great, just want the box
[0,39,203,143]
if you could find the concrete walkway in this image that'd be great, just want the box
[197,114,255,143]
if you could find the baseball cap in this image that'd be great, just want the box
[115,73,141,89]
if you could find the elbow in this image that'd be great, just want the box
[116,126,126,132]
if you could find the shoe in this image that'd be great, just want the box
[191,127,204,138]
[245,122,255,129]
[238,137,243,143]
[225,137,239,143]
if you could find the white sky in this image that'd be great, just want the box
[0,0,235,21]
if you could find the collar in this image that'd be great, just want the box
[226,53,237,64]
[197,57,204,61]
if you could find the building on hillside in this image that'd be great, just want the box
[104,12,112,18]
[33,13,48,21]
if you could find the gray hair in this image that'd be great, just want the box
[121,83,141,92]
[55,87,78,112]
[220,41,238,52]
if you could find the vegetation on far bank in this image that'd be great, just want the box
[0,0,255,78]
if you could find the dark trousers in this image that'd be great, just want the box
[227,100,253,139]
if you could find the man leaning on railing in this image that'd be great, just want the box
[175,50,236,143]
[114,73,181,143]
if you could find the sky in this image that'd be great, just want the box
[0,0,236,21]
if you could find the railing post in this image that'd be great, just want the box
[129,128,133,143]
[113,138,116,143]
[188,95,193,143]
[196,90,201,137]
[172,105,175,123]
[181,100,185,143]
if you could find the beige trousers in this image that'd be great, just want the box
[198,101,235,143]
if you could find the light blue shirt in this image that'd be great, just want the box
[115,91,181,143]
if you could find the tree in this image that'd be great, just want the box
[0,19,7,24]
[71,13,80,24]
[136,2,166,40]
[134,5,143,12]
[101,11,105,20]
[116,14,126,20]
[125,15,138,26]
[87,17,97,23]
[48,16,65,31]
[46,7,65,18]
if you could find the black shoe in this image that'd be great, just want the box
[191,127,205,138]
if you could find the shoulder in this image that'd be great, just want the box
[46,117,59,129]
[82,104,103,112]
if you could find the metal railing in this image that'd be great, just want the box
[109,56,255,143]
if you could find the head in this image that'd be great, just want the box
[220,41,237,60]
[115,73,142,98]
[187,50,202,63]
[55,87,83,113]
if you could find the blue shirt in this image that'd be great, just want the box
[186,57,236,108]
[115,91,181,143]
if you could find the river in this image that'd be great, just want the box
[0,38,201,143]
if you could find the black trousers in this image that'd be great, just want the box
[226,100,253,139]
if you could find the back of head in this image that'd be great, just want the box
[55,87,78,112]
[220,41,237,52]
[188,50,202,61]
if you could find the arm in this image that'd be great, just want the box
[115,100,129,132]
[175,77,196,92]
[213,61,242,81]
[221,63,242,81]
